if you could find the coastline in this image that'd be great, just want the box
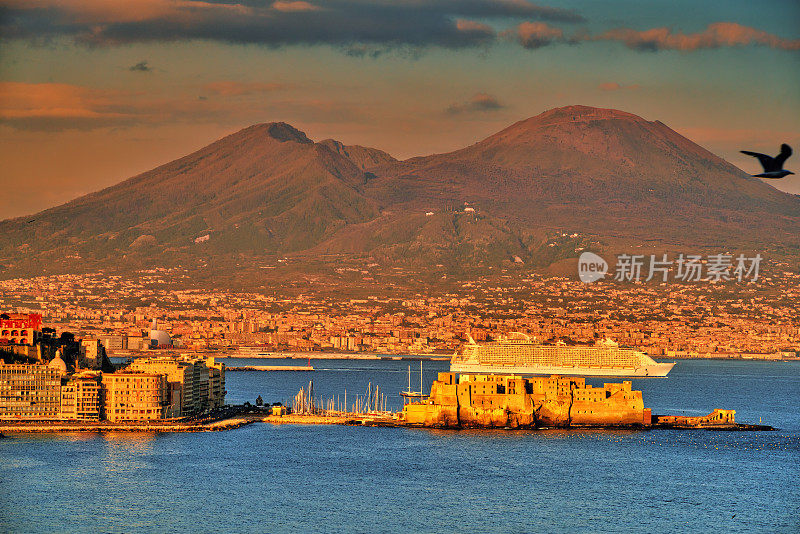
[0,412,775,434]
[0,413,397,433]
[222,351,451,361]
[108,349,451,361]
[109,348,799,363]
[0,415,256,433]
[226,365,314,372]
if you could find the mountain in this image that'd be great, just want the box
[1,106,799,279]
[362,105,800,246]
[0,122,383,272]
[317,139,396,171]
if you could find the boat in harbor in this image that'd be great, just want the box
[400,362,429,402]
[229,346,274,358]
[451,333,674,377]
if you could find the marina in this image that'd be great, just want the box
[2,358,797,534]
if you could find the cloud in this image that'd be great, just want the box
[0,0,582,50]
[503,20,800,53]
[341,44,394,59]
[446,93,505,115]
[594,22,800,52]
[271,1,321,12]
[0,81,211,130]
[599,82,640,91]
[503,21,565,49]
[0,81,366,131]
[455,19,495,35]
[4,3,794,56]
[0,82,133,130]
[129,60,152,72]
[203,81,288,96]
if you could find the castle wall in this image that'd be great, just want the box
[570,382,646,426]
[402,373,649,429]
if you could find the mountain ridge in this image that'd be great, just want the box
[1,105,798,279]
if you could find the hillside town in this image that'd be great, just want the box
[1,265,798,361]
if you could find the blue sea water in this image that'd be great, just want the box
[1,359,798,533]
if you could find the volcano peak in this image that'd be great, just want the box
[248,122,313,144]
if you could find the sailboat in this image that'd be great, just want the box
[400,361,429,402]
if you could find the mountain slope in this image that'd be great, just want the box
[317,139,396,171]
[0,123,385,268]
[1,106,799,279]
[362,105,800,246]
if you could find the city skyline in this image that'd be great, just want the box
[1,0,799,219]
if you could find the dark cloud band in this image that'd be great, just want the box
[503,20,800,52]
[446,93,505,115]
[0,0,582,49]
[3,2,793,55]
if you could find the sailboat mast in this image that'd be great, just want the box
[419,360,423,395]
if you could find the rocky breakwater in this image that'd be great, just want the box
[651,410,774,431]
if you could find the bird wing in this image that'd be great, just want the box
[740,150,774,172]
[774,143,792,169]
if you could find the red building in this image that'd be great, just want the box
[0,313,43,345]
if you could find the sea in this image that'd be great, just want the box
[1,358,798,533]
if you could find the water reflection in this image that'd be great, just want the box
[100,432,157,474]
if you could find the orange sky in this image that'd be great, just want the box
[1,0,798,219]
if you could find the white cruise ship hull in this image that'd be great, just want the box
[451,361,675,378]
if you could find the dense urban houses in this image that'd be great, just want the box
[0,313,225,421]
[2,269,797,360]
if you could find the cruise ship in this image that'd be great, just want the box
[451,333,674,377]
[229,346,273,358]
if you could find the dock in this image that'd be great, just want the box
[260,413,398,426]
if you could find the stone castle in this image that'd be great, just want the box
[402,372,650,429]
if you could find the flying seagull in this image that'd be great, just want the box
[740,143,794,179]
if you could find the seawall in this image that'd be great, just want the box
[0,416,255,433]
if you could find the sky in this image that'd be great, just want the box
[1,0,798,219]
